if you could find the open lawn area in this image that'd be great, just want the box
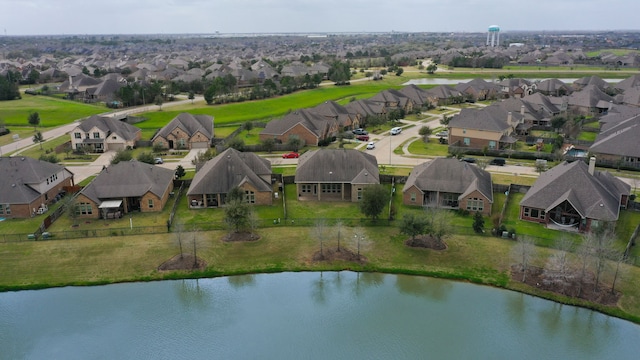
[406,138,450,157]
[0,96,105,127]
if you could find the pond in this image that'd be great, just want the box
[0,272,637,359]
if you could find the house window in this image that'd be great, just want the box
[463,138,470,146]
[321,184,341,193]
[148,199,154,209]
[74,132,81,139]
[523,207,530,217]
[112,136,117,140]
[489,141,496,149]
[463,129,467,134]
[245,191,255,204]
[93,132,100,139]
[0,204,10,215]
[357,188,363,200]
[178,139,186,149]
[442,193,458,207]
[76,202,92,215]
[466,197,484,212]
[206,194,217,206]
[410,193,416,202]
[531,209,539,218]
[301,184,312,193]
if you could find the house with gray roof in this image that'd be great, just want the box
[344,99,386,120]
[519,158,630,232]
[403,158,493,215]
[589,113,640,169]
[151,113,213,150]
[567,84,615,115]
[259,108,339,146]
[309,101,360,131]
[70,115,141,153]
[455,78,501,101]
[398,84,430,108]
[370,89,415,113]
[0,157,74,218]
[423,85,463,107]
[295,149,379,202]
[186,148,272,207]
[75,160,174,219]
[448,104,520,150]
[535,78,572,97]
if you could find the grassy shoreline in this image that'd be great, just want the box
[0,227,638,325]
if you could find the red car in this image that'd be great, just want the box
[282,152,300,159]
[356,134,370,141]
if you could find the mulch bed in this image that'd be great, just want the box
[312,247,366,263]
[158,254,207,271]
[510,265,620,306]
[222,231,261,242]
[405,235,447,250]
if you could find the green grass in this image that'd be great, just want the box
[577,131,597,142]
[0,96,105,127]
[214,126,239,138]
[406,138,450,156]
[10,134,70,158]
[0,127,36,147]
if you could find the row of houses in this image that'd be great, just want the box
[1,148,629,234]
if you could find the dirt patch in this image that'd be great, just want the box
[222,231,261,242]
[312,247,366,263]
[158,254,206,271]
[510,265,620,306]
[405,235,447,250]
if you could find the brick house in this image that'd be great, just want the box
[186,148,272,207]
[0,157,74,218]
[295,149,379,202]
[151,113,214,150]
[260,108,340,146]
[402,158,493,216]
[75,161,174,219]
[70,115,141,153]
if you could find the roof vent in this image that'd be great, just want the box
[12,184,16,187]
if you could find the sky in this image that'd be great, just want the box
[1,0,639,36]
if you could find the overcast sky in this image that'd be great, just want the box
[1,0,638,36]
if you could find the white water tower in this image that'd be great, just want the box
[487,25,500,47]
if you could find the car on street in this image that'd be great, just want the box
[489,158,506,166]
[390,127,402,135]
[461,157,476,163]
[154,157,163,164]
[366,142,375,150]
[356,134,370,141]
[436,130,449,137]
[352,128,368,135]
[282,152,300,159]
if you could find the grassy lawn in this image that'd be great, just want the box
[10,134,70,158]
[0,96,105,127]
[0,127,35,147]
[577,131,597,142]
[214,125,240,138]
[406,138,450,156]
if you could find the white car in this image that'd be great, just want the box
[436,130,449,137]
[390,127,402,135]
[366,142,375,150]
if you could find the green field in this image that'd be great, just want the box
[0,96,105,127]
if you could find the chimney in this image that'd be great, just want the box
[520,105,525,115]
[69,75,73,89]
[588,156,596,176]
[507,111,513,127]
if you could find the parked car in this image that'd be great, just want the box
[154,157,163,164]
[436,130,449,137]
[366,142,375,150]
[356,134,370,141]
[352,128,368,135]
[390,127,402,135]
[461,157,476,163]
[282,152,300,159]
[489,158,506,166]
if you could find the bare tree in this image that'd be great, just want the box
[542,237,574,294]
[611,252,627,294]
[173,222,185,259]
[592,230,616,293]
[576,232,596,296]
[350,227,370,260]
[512,236,536,282]
[334,220,344,252]
[312,219,328,258]
[424,207,452,246]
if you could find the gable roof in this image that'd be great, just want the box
[261,109,332,138]
[0,157,72,204]
[404,158,493,202]
[568,84,614,108]
[80,161,175,204]
[187,148,272,196]
[398,84,430,106]
[151,113,213,142]
[344,99,386,118]
[520,161,630,222]
[76,115,141,141]
[449,105,514,132]
[295,149,379,184]
[590,114,640,158]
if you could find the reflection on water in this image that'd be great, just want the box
[0,271,638,360]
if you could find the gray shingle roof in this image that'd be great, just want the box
[590,114,640,158]
[449,105,513,132]
[295,149,379,184]
[187,148,272,196]
[261,109,331,138]
[520,161,630,221]
[151,113,213,142]
[80,160,175,204]
[403,158,493,202]
[0,157,71,204]
[568,85,614,108]
[77,115,141,141]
